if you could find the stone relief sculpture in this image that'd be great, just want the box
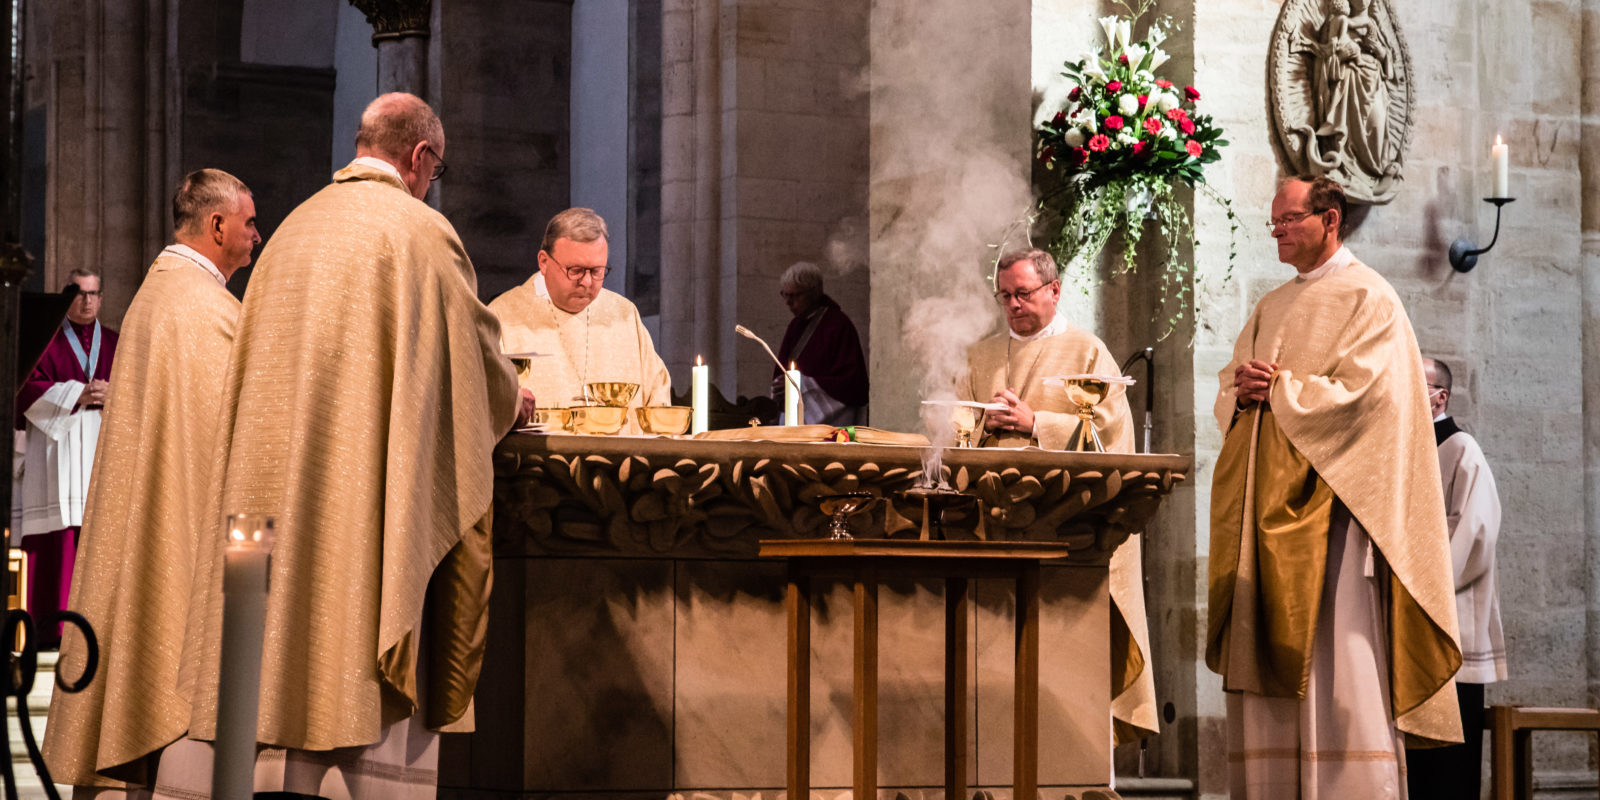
[1269,0,1415,204]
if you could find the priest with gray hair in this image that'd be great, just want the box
[771,261,869,425]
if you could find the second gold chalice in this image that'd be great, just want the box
[817,492,876,540]
[1044,374,1136,452]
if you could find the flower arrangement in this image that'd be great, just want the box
[1031,3,1236,336]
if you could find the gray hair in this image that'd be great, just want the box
[354,92,444,162]
[780,261,824,293]
[172,168,250,237]
[541,207,610,253]
[996,248,1059,284]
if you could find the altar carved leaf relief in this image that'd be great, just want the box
[1269,0,1415,204]
[492,441,1187,564]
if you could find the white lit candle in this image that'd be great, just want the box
[691,355,708,434]
[213,514,274,800]
[784,362,802,426]
[1493,135,1509,198]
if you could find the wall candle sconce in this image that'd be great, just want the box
[1450,136,1514,273]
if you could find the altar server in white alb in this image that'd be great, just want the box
[14,267,118,646]
[1405,357,1506,800]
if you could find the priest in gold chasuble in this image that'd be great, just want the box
[959,248,1156,745]
[1210,177,1461,798]
[43,169,259,792]
[489,207,671,433]
[162,94,526,799]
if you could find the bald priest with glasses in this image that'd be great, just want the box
[490,207,671,432]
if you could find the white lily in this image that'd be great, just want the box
[1125,44,1146,67]
[1082,57,1106,82]
[1147,25,1167,47]
[1116,19,1132,48]
[1118,94,1141,116]
[1099,15,1121,47]
[1149,47,1171,71]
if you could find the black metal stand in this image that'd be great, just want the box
[1449,197,1516,273]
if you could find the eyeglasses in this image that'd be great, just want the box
[779,290,807,301]
[1427,385,1447,397]
[993,281,1057,305]
[544,252,608,283]
[76,290,102,298]
[424,145,447,181]
[1265,210,1320,230]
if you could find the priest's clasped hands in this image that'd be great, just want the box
[1234,359,1279,407]
[987,388,1034,435]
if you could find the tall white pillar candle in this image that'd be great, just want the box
[691,355,709,434]
[1493,135,1509,198]
[784,363,802,426]
[213,514,275,800]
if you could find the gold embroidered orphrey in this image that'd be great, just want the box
[1268,0,1415,205]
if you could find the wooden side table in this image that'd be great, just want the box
[1486,706,1600,799]
[760,538,1073,800]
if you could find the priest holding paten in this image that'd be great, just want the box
[957,247,1157,746]
[1209,176,1461,797]
[44,167,259,793]
[15,266,118,647]
[490,207,672,432]
[161,92,529,798]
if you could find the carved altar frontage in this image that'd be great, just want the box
[438,434,1188,798]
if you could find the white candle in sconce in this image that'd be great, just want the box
[213,513,275,800]
[691,355,709,434]
[1493,135,1509,198]
[784,362,803,426]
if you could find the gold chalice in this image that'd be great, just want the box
[570,405,627,435]
[636,406,693,436]
[586,381,640,408]
[510,357,533,381]
[919,400,999,448]
[817,492,875,540]
[1048,374,1135,452]
[533,407,572,431]
[950,404,983,448]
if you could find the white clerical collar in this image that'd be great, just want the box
[532,271,549,298]
[1435,412,1449,422]
[162,244,228,287]
[1010,310,1069,343]
[1297,245,1354,281]
[352,156,407,185]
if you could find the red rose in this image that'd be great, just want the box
[1052,110,1067,127]
[1071,147,1091,165]
[1088,135,1111,152]
[1105,115,1125,130]
[1165,107,1187,121]
[1119,54,1130,64]
[1137,93,1149,110]
[1180,117,1196,135]
[1156,79,1173,89]
[1184,85,1201,101]
[1069,86,1082,101]
[1185,140,1203,157]
[1040,145,1055,163]
[1106,80,1123,93]
[1143,117,1163,136]
[1131,140,1147,156]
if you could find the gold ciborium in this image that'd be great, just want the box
[585,381,640,408]
[570,405,627,435]
[817,492,875,540]
[635,406,692,436]
[1046,374,1135,452]
[533,407,573,431]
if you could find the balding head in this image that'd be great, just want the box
[354,92,445,200]
[1423,357,1453,418]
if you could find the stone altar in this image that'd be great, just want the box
[439,434,1188,798]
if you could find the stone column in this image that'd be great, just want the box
[349,0,431,99]
[1581,0,1600,712]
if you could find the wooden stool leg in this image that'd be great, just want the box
[854,570,879,799]
[945,576,970,799]
[1514,728,1532,800]
[786,568,810,800]
[1490,707,1513,800]
[1014,564,1040,800]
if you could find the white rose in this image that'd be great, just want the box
[1149,47,1171,71]
[1163,126,1178,140]
[1117,131,1139,146]
[1156,92,1180,112]
[1064,128,1086,147]
[1118,94,1141,116]
[1136,70,1155,84]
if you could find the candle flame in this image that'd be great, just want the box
[1496,134,1502,147]
[789,361,797,371]
[696,354,703,367]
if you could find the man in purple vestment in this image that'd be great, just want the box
[771,262,869,425]
[14,268,118,646]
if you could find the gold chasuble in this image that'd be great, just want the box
[489,273,671,433]
[960,322,1157,743]
[42,254,241,788]
[176,162,520,755]
[1208,260,1462,746]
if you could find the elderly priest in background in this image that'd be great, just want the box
[956,247,1158,747]
[770,261,869,425]
[490,207,671,433]
[1209,176,1461,798]
[157,92,530,799]
[43,168,260,793]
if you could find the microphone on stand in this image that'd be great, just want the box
[735,324,802,396]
